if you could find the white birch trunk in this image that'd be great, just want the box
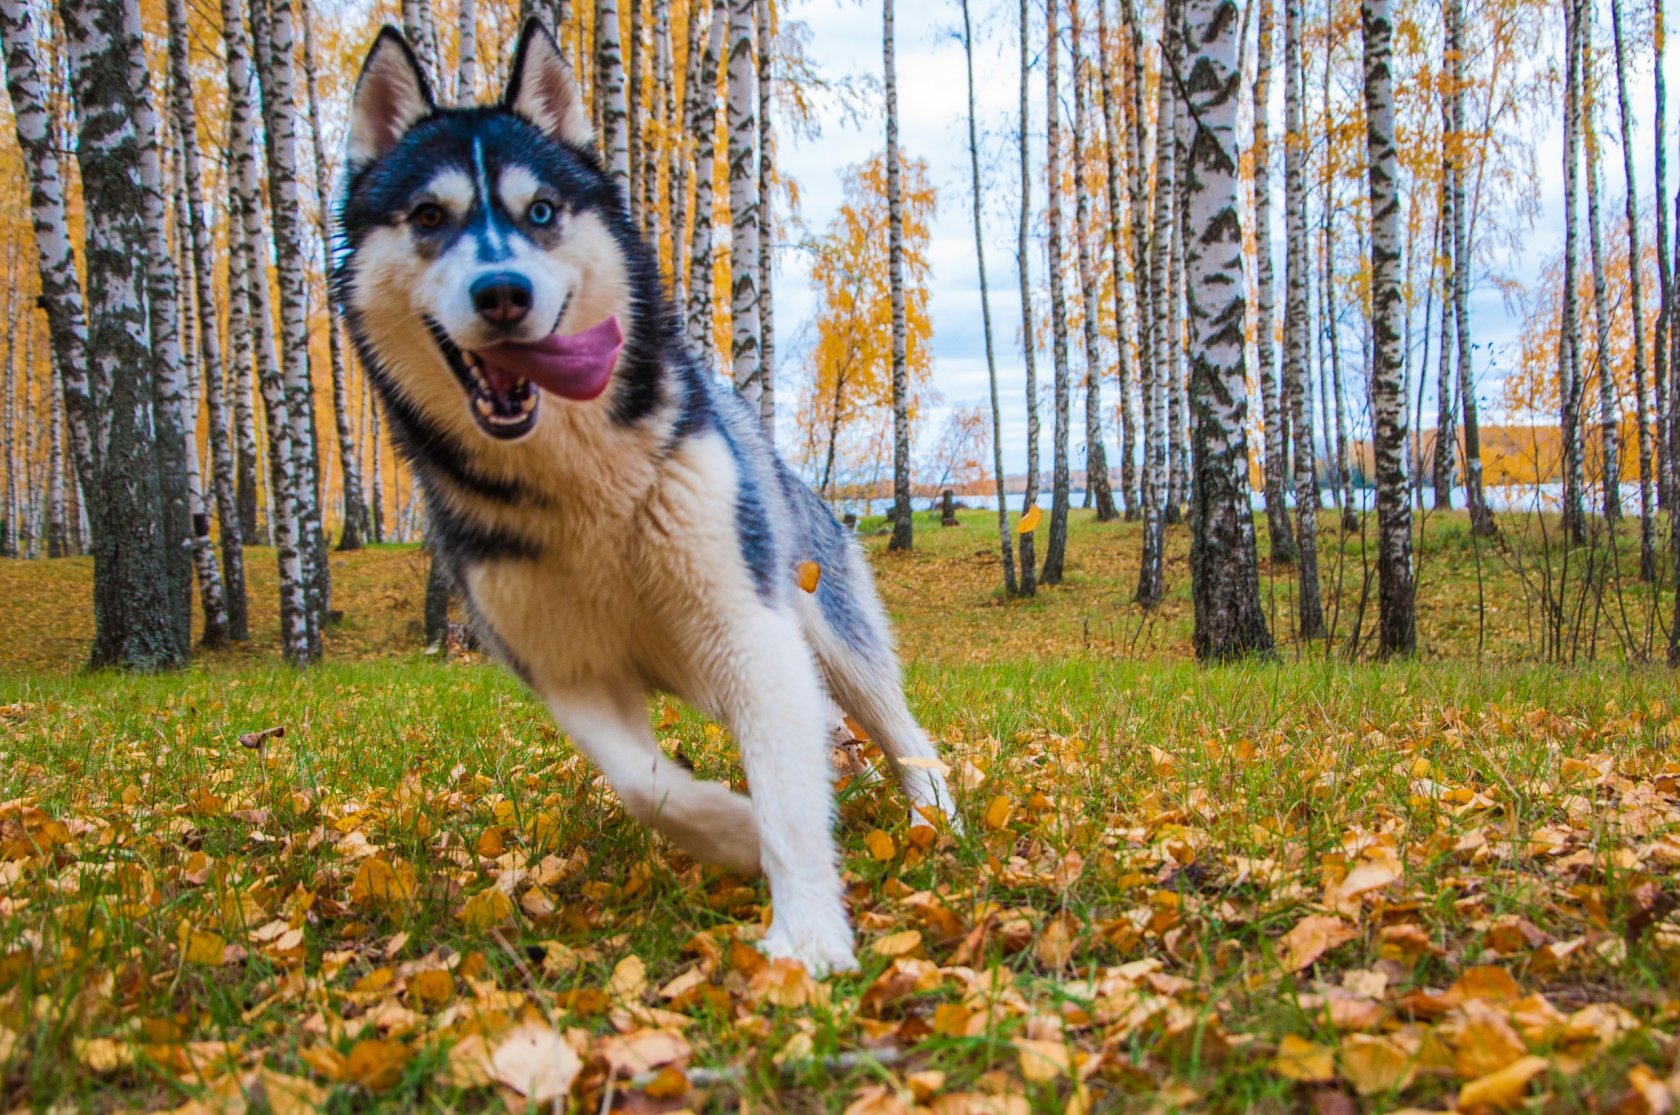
[597,0,631,199]
[1040,0,1072,582]
[756,0,774,437]
[1361,0,1414,656]
[961,0,1016,595]
[885,0,912,551]
[727,0,762,413]
[457,0,477,100]
[1068,2,1116,524]
[1283,0,1324,637]
[1137,0,1177,609]
[1609,0,1653,576]
[1253,0,1294,562]
[60,0,181,669]
[1096,0,1137,521]
[686,0,726,364]
[1016,0,1040,596]
[1581,4,1620,523]
[1560,0,1588,543]
[1182,0,1272,660]
[303,5,370,552]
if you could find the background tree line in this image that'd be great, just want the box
[0,0,1675,669]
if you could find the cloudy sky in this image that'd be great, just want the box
[767,1,1673,477]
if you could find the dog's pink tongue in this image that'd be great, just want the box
[474,316,624,402]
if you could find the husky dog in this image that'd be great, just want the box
[337,22,957,974]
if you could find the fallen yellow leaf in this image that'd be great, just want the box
[982,794,1014,831]
[1272,1034,1335,1082]
[177,921,226,966]
[1015,1037,1070,1082]
[797,561,822,593]
[1016,505,1043,534]
[871,929,923,958]
[344,1039,410,1093]
[1338,1033,1417,1096]
[457,886,514,930]
[1456,1054,1550,1112]
[864,828,896,861]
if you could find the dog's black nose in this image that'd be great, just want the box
[471,272,533,326]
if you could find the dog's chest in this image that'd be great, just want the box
[458,434,751,695]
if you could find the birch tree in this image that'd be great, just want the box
[129,3,193,659]
[727,0,763,414]
[1253,0,1293,562]
[884,0,912,552]
[597,0,630,198]
[671,0,705,309]
[0,0,97,537]
[1094,0,1137,520]
[1039,0,1072,583]
[168,0,247,641]
[1560,0,1587,544]
[259,0,329,640]
[1068,1,1116,523]
[756,0,775,437]
[1137,0,1178,609]
[1581,4,1619,524]
[959,0,1015,596]
[1284,0,1324,638]
[1447,0,1490,535]
[686,0,726,364]
[457,0,476,98]
[59,0,180,670]
[1362,0,1414,657]
[1016,0,1040,596]
[1652,0,1671,516]
[1608,0,1656,577]
[303,5,369,552]
[1181,0,1272,660]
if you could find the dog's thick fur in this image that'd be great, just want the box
[336,22,957,974]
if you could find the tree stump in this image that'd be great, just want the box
[941,489,959,527]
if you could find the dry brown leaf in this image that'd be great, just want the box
[871,929,923,958]
[1456,1054,1549,1112]
[1014,1038,1069,1083]
[1280,915,1358,972]
[256,1069,328,1115]
[1338,1034,1417,1096]
[1453,1001,1529,1080]
[599,1028,691,1077]
[1273,1034,1336,1082]
[490,1019,580,1104]
[344,1039,410,1093]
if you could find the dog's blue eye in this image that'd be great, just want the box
[528,200,556,227]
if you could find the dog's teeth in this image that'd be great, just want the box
[474,397,493,417]
[519,394,537,414]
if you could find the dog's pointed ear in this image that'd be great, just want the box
[505,19,591,148]
[346,27,435,173]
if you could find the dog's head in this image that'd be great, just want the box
[338,22,630,443]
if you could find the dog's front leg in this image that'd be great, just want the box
[705,612,858,977]
[544,683,761,873]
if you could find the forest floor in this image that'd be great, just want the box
[0,509,1678,1113]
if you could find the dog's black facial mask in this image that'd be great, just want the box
[341,22,625,441]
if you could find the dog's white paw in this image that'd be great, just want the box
[760,919,859,979]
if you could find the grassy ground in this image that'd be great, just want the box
[0,510,1678,1112]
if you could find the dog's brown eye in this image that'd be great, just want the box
[528,200,556,227]
[412,203,447,231]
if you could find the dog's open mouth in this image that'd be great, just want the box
[431,316,626,440]
[464,351,541,438]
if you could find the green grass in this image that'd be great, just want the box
[0,511,1677,1111]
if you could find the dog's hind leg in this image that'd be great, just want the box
[544,684,761,873]
[804,608,960,830]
